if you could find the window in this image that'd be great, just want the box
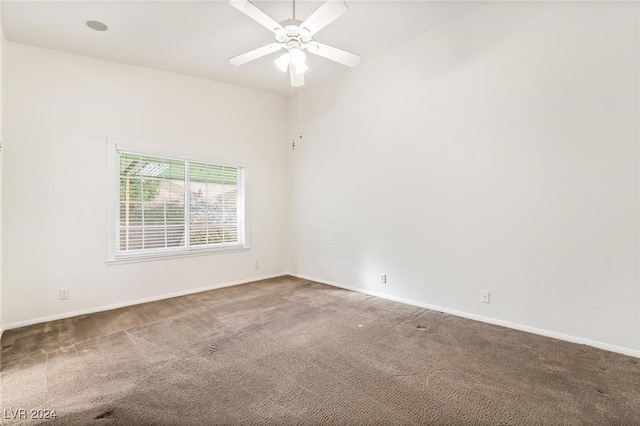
[115,149,246,259]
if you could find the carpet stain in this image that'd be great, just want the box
[95,410,115,419]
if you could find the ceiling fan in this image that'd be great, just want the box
[228,0,361,88]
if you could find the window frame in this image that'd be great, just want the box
[106,139,250,264]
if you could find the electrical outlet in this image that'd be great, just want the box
[481,291,490,304]
[381,274,387,284]
[254,261,260,270]
[59,288,69,300]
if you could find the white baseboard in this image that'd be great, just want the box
[0,273,287,336]
[289,272,640,359]
[3,271,638,360]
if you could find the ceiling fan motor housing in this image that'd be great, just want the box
[276,19,312,50]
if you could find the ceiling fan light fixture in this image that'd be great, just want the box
[290,48,306,67]
[294,62,308,74]
[275,52,291,72]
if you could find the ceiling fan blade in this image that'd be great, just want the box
[229,0,284,34]
[229,43,282,66]
[300,0,348,36]
[290,65,305,88]
[307,42,361,68]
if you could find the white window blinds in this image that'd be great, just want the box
[117,151,245,256]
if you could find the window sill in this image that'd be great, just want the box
[106,245,250,265]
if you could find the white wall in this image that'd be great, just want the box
[289,2,640,354]
[2,42,289,327]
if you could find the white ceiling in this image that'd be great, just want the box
[1,1,483,97]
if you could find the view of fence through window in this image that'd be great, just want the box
[118,152,242,254]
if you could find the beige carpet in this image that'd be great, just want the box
[1,276,639,425]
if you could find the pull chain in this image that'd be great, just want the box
[292,86,303,151]
[292,86,296,150]
[298,86,303,145]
